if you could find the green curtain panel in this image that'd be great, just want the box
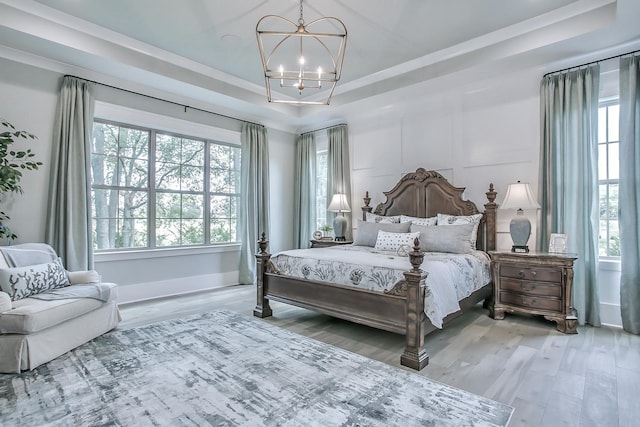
[327,124,352,241]
[239,122,270,285]
[293,133,316,249]
[538,66,601,326]
[619,55,640,335]
[45,76,95,271]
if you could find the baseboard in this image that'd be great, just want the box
[599,302,622,328]
[117,271,239,304]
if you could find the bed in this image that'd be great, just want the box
[254,168,498,370]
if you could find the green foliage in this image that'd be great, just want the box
[0,120,42,241]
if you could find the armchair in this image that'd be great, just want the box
[0,243,120,373]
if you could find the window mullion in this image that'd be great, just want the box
[149,129,157,248]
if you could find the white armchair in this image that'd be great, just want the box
[0,243,120,373]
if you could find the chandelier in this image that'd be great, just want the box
[256,0,347,105]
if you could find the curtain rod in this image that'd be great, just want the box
[543,48,640,77]
[300,123,347,136]
[65,75,263,127]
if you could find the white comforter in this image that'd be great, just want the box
[271,245,491,328]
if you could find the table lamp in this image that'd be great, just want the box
[327,193,351,241]
[500,181,541,252]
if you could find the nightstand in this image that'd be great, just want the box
[489,251,578,334]
[310,239,353,248]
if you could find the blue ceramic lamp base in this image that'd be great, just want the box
[510,209,531,253]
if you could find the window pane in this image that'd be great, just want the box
[181,165,204,191]
[156,219,181,247]
[182,194,204,219]
[92,123,118,155]
[181,139,204,166]
[118,127,149,160]
[118,157,148,188]
[608,142,619,180]
[156,134,179,163]
[608,104,619,142]
[598,144,607,181]
[211,195,230,217]
[156,162,181,190]
[211,219,232,243]
[608,220,620,256]
[598,107,607,143]
[608,184,618,220]
[156,192,181,218]
[181,219,204,245]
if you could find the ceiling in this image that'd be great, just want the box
[0,0,639,131]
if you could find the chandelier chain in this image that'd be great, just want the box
[298,0,304,26]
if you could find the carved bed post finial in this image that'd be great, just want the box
[254,232,272,318]
[362,191,373,221]
[409,237,424,272]
[258,231,269,254]
[484,183,498,252]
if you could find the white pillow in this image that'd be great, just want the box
[400,215,437,226]
[0,258,70,301]
[365,212,401,223]
[374,231,420,252]
[437,213,483,249]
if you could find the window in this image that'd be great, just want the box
[315,134,329,230]
[91,120,240,250]
[316,148,328,230]
[598,103,620,257]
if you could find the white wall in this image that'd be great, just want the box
[0,57,296,304]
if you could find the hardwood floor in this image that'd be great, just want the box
[119,285,640,427]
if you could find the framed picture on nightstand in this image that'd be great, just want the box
[549,233,568,253]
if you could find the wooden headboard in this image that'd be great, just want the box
[362,169,497,251]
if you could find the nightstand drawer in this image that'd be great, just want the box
[500,265,561,283]
[500,291,562,312]
[500,278,562,298]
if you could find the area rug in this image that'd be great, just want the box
[0,310,512,426]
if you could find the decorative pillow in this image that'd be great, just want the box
[436,213,483,249]
[0,258,70,301]
[353,220,411,247]
[374,231,420,252]
[410,223,475,254]
[400,215,438,226]
[365,212,401,223]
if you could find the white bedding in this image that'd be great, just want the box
[270,245,491,328]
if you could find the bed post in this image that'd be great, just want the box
[253,232,273,318]
[362,191,372,221]
[400,238,429,370]
[484,183,498,251]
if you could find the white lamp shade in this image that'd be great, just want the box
[327,193,351,212]
[500,182,541,210]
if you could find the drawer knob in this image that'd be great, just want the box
[531,270,537,277]
[518,270,525,278]
[522,283,536,291]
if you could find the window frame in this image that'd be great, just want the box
[91,111,241,253]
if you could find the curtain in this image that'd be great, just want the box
[45,76,95,271]
[327,124,352,241]
[239,122,270,285]
[538,66,601,326]
[619,54,640,334]
[293,132,316,248]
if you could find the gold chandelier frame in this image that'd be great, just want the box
[256,0,347,105]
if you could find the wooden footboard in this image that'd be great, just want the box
[254,233,430,370]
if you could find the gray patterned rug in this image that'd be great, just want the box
[0,310,512,426]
